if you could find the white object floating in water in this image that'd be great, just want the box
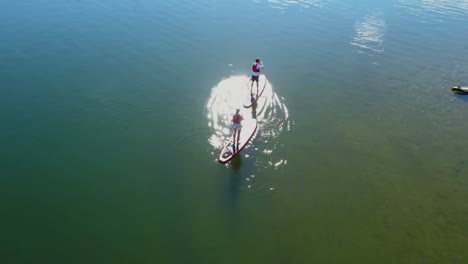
[263,149,273,154]
[228,64,233,67]
[274,160,284,167]
[269,188,275,191]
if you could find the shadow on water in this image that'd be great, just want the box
[230,155,243,171]
[225,156,243,229]
[228,156,243,199]
[453,94,468,102]
[228,152,243,201]
[251,103,257,119]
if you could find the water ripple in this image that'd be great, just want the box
[351,12,386,56]
[397,0,468,21]
[206,75,291,171]
[256,0,323,11]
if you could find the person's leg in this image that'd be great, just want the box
[232,129,237,143]
[256,79,259,95]
[237,129,241,142]
[250,76,254,95]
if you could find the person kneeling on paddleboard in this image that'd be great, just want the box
[232,109,243,152]
[251,58,264,99]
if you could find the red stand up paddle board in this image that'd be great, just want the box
[218,119,257,163]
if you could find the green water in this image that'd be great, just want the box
[2,0,468,263]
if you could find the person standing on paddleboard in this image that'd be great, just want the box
[251,58,264,98]
[232,109,243,151]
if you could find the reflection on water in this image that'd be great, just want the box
[206,75,291,172]
[207,76,252,149]
[398,0,468,21]
[351,12,385,56]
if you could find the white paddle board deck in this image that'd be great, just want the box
[244,75,267,108]
[218,119,257,163]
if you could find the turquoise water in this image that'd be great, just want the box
[2,0,468,263]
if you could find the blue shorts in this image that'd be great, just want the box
[233,123,242,129]
[251,75,259,81]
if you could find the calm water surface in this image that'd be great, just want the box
[1,0,468,263]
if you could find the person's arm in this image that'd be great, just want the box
[260,61,264,68]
